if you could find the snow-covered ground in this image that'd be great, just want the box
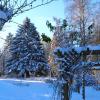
[0,78,100,100]
[0,78,53,100]
[71,87,100,100]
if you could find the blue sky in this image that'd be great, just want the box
[0,0,65,48]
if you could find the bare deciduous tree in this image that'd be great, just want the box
[64,0,99,45]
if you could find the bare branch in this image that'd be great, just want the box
[13,0,57,16]
[0,0,57,30]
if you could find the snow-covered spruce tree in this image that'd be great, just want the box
[5,18,49,77]
[2,33,13,73]
[54,48,81,100]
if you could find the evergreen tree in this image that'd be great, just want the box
[5,33,13,47]
[53,48,81,100]
[2,33,13,72]
[5,18,49,77]
[47,18,69,76]
[41,33,51,43]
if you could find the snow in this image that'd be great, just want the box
[6,7,13,18]
[75,45,100,53]
[54,47,69,54]
[0,78,53,100]
[72,87,100,100]
[0,78,100,100]
[87,45,100,51]
[55,45,100,54]
[0,10,7,20]
[92,66,100,70]
[0,7,13,20]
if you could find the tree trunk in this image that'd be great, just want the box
[62,82,70,100]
